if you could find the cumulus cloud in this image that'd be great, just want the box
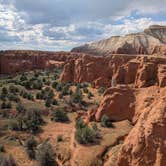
[0,0,165,50]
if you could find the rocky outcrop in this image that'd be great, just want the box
[0,50,83,74]
[72,25,166,56]
[60,54,166,88]
[117,87,166,166]
[95,86,136,122]
[94,85,166,165]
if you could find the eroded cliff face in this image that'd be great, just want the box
[60,53,166,166]
[72,25,166,56]
[92,86,166,166]
[60,54,166,88]
[117,87,166,166]
[0,50,83,74]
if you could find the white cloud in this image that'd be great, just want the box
[0,1,165,50]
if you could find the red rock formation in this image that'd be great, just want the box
[60,54,166,88]
[72,25,166,56]
[0,50,83,74]
[117,87,166,166]
[95,86,136,122]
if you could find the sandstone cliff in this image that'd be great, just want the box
[96,86,166,166]
[60,54,166,88]
[116,87,166,166]
[0,50,83,74]
[60,53,166,165]
[72,25,166,56]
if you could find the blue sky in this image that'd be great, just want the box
[0,0,166,51]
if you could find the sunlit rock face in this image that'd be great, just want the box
[60,54,166,88]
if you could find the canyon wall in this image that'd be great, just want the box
[116,87,166,166]
[60,54,166,88]
[60,53,166,166]
[72,25,166,56]
[0,50,84,74]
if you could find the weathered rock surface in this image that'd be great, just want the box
[93,85,166,166]
[95,86,136,122]
[72,25,166,56]
[61,54,165,165]
[60,54,166,88]
[117,87,166,166]
[0,50,83,74]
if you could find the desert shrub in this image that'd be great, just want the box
[75,119,86,129]
[52,81,58,89]
[2,87,8,95]
[75,124,96,144]
[98,87,106,94]
[57,135,63,142]
[51,108,69,122]
[55,84,62,91]
[9,85,19,94]
[1,101,12,109]
[87,91,93,99]
[0,93,6,101]
[0,144,5,152]
[71,87,82,104]
[27,93,34,101]
[23,109,44,133]
[33,80,43,90]
[22,91,29,99]
[24,81,32,89]
[6,102,12,109]
[45,80,51,86]
[8,93,20,102]
[45,99,51,108]
[36,141,57,166]
[36,92,43,100]
[52,99,58,105]
[16,103,26,114]
[1,102,7,109]
[47,90,54,99]
[41,88,54,100]
[20,74,27,81]
[1,109,10,118]
[100,114,113,128]
[83,87,89,94]
[92,122,98,131]
[0,154,17,166]
[42,77,46,82]
[25,137,38,159]
[8,120,19,131]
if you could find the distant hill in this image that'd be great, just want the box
[72,25,166,56]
